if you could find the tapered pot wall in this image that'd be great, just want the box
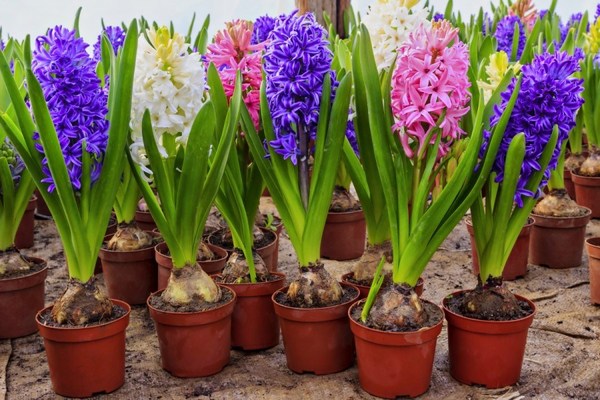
[586,237,600,304]
[572,173,600,218]
[36,299,131,398]
[320,210,366,261]
[14,196,37,249]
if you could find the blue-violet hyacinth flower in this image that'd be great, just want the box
[93,25,126,61]
[561,13,586,45]
[264,11,333,164]
[481,50,584,207]
[596,4,600,21]
[495,15,526,59]
[32,26,109,192]
[482,12,493,36]
[251,15,277,45]
[433,12,444,22]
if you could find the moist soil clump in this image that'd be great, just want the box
[446,290,533,321]
[351,301,442,332]
[275,285,358,308]
[38,304,127,328]
[149,289,234,313]
[0,257,45,280]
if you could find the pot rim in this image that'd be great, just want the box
[214,271,286,287]
[465,216,534,228]
[341,272,423,289]
[348,298,444,338]
[0,257,48,284]
[35,298,131,332]
[531,206,592,222]
[154,241,228,263]
[571,170,600,180]
[271,282,360,312]
[442,290,537,325]
[586,237,600,258]
[147,285,236,316]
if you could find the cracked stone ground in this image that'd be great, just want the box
[2,198,600,400]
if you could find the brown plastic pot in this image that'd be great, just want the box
[572,172,600,218]
[135,209,157,232]
[0,259,47,339]
[341,272,424,299]
[466,219,533,280]
[217,272,286,350]
[98,233,160,305]
[529,208,592,269]
[155,242,228,291]
[443,291,536,388]
[147,286,236,377]
[320,209,366,261]
[349,300,443,398]
[272,282,360,375]
[36,299,131,398]
[14,196,37,249]
[208,228,279,272]
[34,189,51,217]
[586,237,600,305]
[564,168,577,201]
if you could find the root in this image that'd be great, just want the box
[107,223,154,251]
[366,282,427,331]
[533,189,586,217]
[51,278,113,325]
[287,263,343,307]
[161,263,221,305]
[221,250,269,283]
[330,186,361,212]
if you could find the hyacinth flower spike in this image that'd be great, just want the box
[128,27,243,306]
[0,41,37,274]
[467,51,583,316]
[0,22,138,325]
[242,11,353,307]
[205,19,270,284]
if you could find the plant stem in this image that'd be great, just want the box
[298,123,309,210]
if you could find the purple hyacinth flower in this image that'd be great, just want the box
[433,13,444,22]
[93,26,126,61]
[32,26,109,193]
[495,15,526,59]
[596,4,600,21]
[251,15,277,45]
[481,50,584,207]
[539,9,548,20]
[561,13,586,45]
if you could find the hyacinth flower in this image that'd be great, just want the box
[251,14,276,45]
[204,19,270,283]
[352,20,520,330]
[0,41,37,273]
[578,16,600,177]
[0,23,138,325]
[363,0,430,71]
[241,11,352,307]
[495,15,526,61]
[128,27,242,306]
[468,51,583,316]
[508,0,538,32]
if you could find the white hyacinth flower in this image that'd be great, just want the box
[363,0,431,71]
[129,26,207,177]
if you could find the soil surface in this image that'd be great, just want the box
[274,285,359,308]
[37,304,128,328]
[2,198,600,399]
[445,292,533,321]
[351,300,444,332]
[149,289,234,313]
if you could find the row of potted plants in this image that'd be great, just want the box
[1,0,600,398]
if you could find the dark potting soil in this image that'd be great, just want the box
[254,229,276,249]
[445,291,533,321]
[350,301,443,333]
[215,273,283,285]
[149,288,234,313]
[210,229,276,251]
[38,304,128,328]
[274,285,358,309]
[344,273,372,288]
[0,257,45,280]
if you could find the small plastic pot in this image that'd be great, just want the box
[320,209,366,261]
[586,237,600,305]
[14,195,37,249]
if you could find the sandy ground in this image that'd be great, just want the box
[2,197,600,400]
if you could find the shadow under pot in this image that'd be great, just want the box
[320,208,366,261]
[215,272,286,350]
[442,291,536,388]
[14,195,37,249]
[147,286,236,377]
[154,242,228,291]
[529,207,591,269]
[36,299,131,398]
[466,218,533,281]
[586,237,600,305]
[348,299,444,399]
[272,283,359,375]
[208,227,279,272]
[341,272,424,300]
[98,232,161,305]
[0,257,47,339]
[572,172,600,218]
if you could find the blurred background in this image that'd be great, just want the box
[2,0,598,44]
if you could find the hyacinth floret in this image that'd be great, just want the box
[482,50,584,207]
[206,20,264,129]
[596,4,600,21]
[32,26,109,192]
[433,13,444,22]
[363,0,431,71]
[390,21,471,159]
[495,15,526,60]
[93,25,126,61]
[263,11,332,163]
[251,15,277,45]
[508,0,538,31]
[129,27,206,177]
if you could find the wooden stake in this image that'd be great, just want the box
[296,0,352,37]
